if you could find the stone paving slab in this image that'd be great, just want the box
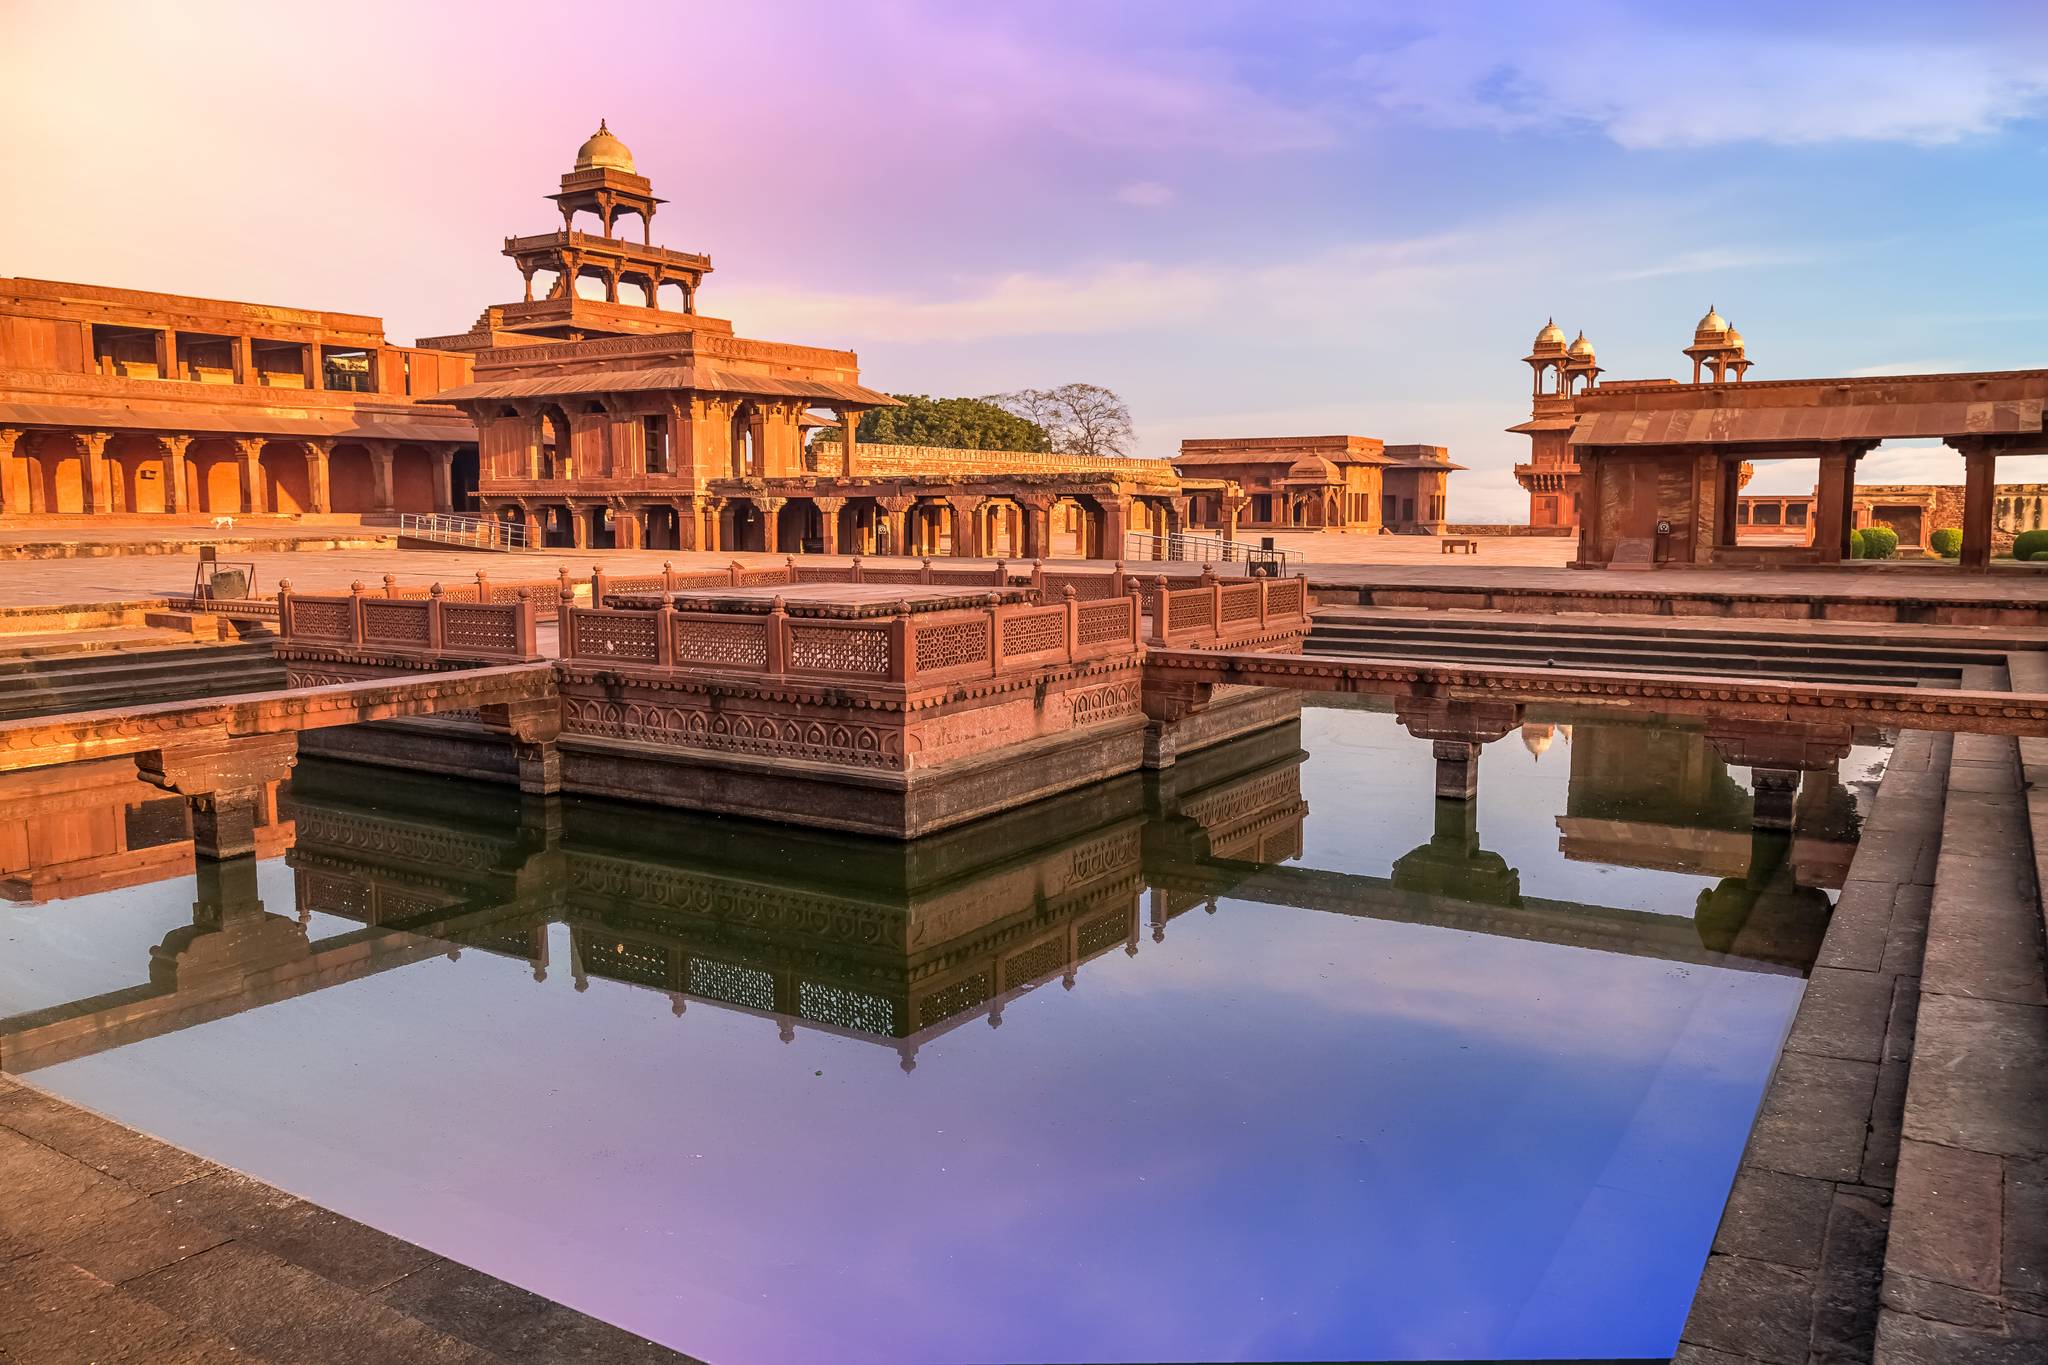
[1873,721,2048,1363]
[0,1074,701,1364]
[1680,729,1948,1365]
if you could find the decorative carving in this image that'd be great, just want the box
[787,624,888,675]
[914,619,990,673]
[673,619,769,669]
[1001,610,1065,659]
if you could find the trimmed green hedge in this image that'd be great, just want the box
[2014,530,2048,563]
[1929,528,1962,558]
[1860,525,1899,560]
[1847,528,1866,559]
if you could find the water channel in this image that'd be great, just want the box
[0,702,1884,1363]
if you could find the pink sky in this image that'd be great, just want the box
[6,2,2048,515]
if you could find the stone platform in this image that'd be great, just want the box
[282,570,1314,838]
[0,1073,693,1364]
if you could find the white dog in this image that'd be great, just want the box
[211,515,235,532]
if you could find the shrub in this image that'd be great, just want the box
[1929,528,1962,558]
[2014,529,2048,563]
[1860,525,1899,560]
[1847,528,1866,559]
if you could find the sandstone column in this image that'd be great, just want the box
[878,496,912,558]
[1395,699,1524,804]
[161,434,192,514]
[432,447,455,513]
[301,438,332,514]
[137,734,299,860]
[948,496,983,555]
[365,440,397,513]
[80,431,114,514]
[0,428,19,515]
[839,409,860,479]
[814,495,844,554]
[759,496,786,553]
[231,438,267,515]
[1955,438,1998,571]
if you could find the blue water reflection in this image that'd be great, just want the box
[0,704,1857,1363]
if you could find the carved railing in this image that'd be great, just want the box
[278,580,540,660]
[590,558,1160,607]
[564,591,1140,685]
[1145,572,1312,647]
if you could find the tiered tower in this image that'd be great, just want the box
[421,121,717,351]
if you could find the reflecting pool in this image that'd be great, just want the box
[0,703,1881,1363]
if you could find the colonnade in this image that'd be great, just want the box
[491,490,1190,558]
[0,427,471,518]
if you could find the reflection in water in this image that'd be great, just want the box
[0,706,1868,1363]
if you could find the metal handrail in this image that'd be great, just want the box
[1124,530,1289,574]
[397,512,532,551]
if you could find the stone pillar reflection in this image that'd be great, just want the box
[1750,768,1801,830]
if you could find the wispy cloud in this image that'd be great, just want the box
[1349,5,2048,148]
[1607,248,1815,282]
[1116,181,1177,208]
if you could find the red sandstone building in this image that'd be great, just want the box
[1173,436,1459,536]
[0,280,476,519]
[0,125,1277,556]
[1511,308,2048,569]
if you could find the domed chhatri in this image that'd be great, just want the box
[1684,304,1751,383]
[1568,330,1596,360]
[573,119,636,174]
[1533,317,1568,351]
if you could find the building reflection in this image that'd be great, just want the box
[0,757,289,904]
[0,709,1864,1074]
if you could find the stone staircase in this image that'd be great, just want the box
[1304,609,2008,687]
[0,638,285,721]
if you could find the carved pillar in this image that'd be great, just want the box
[1394,699,1523,804]
[365,440,396,513]
[156,329,179,381]
[301,438,332,514]
[570,504,590,549]
[231,437,266,515]
[1705,723,1852,830]
[158,434,192,514]
[1019,495,1053,560]
[947,496,983,555]
[1955,438,1998,571]
[1221,491,1247,544]
[1812,447,1853,562]
[0,427,17,515]
[232,336,251,385]
[1098,495,1130,559]
[878,496,912,558]
[431,447,455,513]
[839,409,860,478]
[759,496,786,553]
[78,431,114,513]
[482,699,562,796]
[305,339,324,391]
[814,495,844,554]
[676,496,700,551]
[136,734,299,860]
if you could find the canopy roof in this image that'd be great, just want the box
[1571,399,2044,448]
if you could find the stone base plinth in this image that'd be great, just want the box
[1144,686,1304,769]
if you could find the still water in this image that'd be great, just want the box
[0,703,1879,1363]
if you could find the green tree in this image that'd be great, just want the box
[811,395,1051,451]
